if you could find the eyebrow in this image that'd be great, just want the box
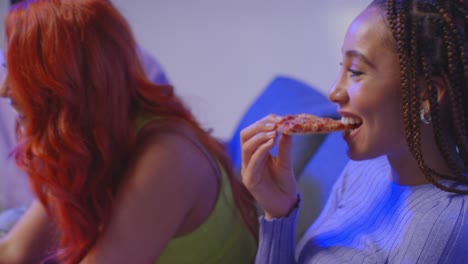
[345,50,376,69]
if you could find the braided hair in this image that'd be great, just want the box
[371,0,468,193]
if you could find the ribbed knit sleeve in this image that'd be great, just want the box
[257,156,468,263]
[255,197,300,264]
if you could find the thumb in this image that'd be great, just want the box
[277,134,293,168]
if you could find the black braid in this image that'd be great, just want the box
[378,0,468,194]
[436,5,468,163]
[418,3,468,182]
[421,55,461,181]
[387,0,415,156]
[407,9,446,191]
[409,21,422,163]
[416,1,468,193]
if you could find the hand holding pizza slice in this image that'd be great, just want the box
[276,113,361,135]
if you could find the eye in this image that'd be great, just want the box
[347,68,364,78]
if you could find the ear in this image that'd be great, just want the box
[419,76,448,105]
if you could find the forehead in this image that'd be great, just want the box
[343,7,393,61]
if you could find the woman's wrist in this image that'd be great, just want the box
[264,194,300,220]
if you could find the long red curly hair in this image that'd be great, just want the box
[5,0,258,262]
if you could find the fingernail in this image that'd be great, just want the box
[266,131,276,137]
[265,122,275,128]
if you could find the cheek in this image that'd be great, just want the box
[371,90,407,147]
[347,85,382,114]
[350,79,402,112]
[351,82,405,140]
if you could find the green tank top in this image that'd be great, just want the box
[136,116,257,264]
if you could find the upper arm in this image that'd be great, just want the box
[81,130,216,263]
[0,200,56,264]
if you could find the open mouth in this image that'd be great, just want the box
[341,116,363,131]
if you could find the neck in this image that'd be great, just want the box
[386,124,460,186]
[386,154,429,185]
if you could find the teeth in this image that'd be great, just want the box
[341,116,362,125]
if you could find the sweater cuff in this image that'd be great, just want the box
[256,194,301,264]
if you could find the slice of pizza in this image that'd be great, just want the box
[276,113,360,135]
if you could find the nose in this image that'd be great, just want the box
[327,76,349,104]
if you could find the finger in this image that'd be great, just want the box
[242,137,276,188]
[240,114,283,144]
[241,130,277,170]
[277,134,293,170]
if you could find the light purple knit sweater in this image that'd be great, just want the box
[256,156,468,263]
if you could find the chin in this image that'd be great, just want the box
[346,146,382,161]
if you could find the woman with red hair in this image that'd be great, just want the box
[0,0,258,263]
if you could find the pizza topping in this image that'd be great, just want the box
[276,113,361,135]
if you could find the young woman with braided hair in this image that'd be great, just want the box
[241,0,467,263]
[0,0,258,263]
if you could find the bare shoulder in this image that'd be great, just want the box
[136,118,215,173]
[126,118,218,200]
